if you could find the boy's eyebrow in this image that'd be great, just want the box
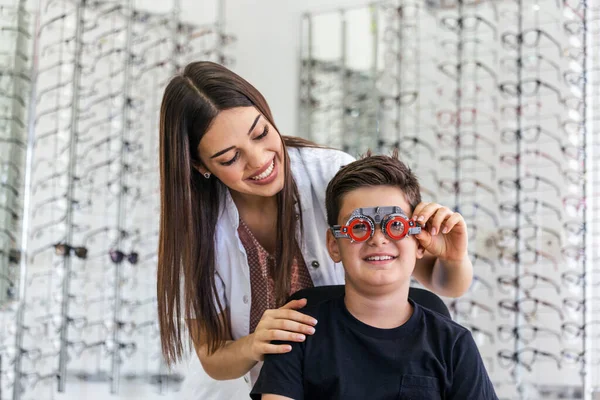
[339,207,412,223]
[340,213,352,223]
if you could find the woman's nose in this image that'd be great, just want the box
[246,151,265,169]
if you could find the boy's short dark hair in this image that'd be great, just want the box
[325,150,422,226]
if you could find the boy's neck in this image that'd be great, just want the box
[344,284,413,329]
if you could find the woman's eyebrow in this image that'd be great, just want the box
[210,146,235,159]
[210,114,262,159]
[247,114,261,135]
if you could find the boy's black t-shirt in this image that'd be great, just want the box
[250,297,498,400]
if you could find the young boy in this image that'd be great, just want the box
[250,153,498,400]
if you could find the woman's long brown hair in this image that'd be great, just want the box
[158,61,320,365]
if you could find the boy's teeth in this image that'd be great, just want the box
[251,160,274,180]
[366,256,394,261]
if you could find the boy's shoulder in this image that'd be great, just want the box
[418,303,471,340]
[295,295,472,345]
[298,295,342,320]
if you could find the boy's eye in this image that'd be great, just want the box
[351,222,370,240]
[354,223,368,232]
[389,221,404,232]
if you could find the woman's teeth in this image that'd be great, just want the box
[251,159,275,180]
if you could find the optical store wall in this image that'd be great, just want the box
[0,1,597,400]
[299,0,599,399]
[0,0,235,399]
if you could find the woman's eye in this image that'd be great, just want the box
[255,125,269,140]
[221,152,239,166]
[219,126,268,167]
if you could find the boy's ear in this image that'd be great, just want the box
[326,229,342,263]
[415,239,425,259]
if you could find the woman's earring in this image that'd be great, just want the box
[203,172,211,179]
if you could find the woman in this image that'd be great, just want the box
[157,61,473,399]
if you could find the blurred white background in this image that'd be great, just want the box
[0,0,598,399]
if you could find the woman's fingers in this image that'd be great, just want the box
[441,212,465,234]
[261,343,293,355]
[256,328,307,343]
[412,202,430,218]
[276,319,316,335]
[280,298,308,310]
[413,202,442,225]
[413,203,459,236]
[251,299,319,360]
[429,207,454,236]
[260,315,316,335]
[267,308,318,327]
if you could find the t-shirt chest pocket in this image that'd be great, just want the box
[399,374,442,400]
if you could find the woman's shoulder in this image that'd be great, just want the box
[289,146,356,183]
[288,145,355,194]
[289,146,355,164]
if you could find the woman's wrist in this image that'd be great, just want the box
[242,332,258,362]
[438,253,468,268]
[435,253,473,297]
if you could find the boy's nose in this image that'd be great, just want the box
[367,225,388,245]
